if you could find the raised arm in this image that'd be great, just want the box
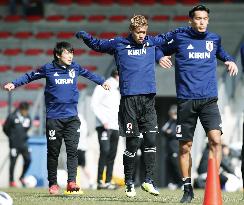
[75,31,116,55]
[4,66,45,91]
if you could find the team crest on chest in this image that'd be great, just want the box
[68,69,75,78]
[206,41,213,52]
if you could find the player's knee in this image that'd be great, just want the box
[179,141,192,155]
[143,132,156,147]
[126,137,140,153]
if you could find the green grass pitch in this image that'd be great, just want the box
[1,187,243,205]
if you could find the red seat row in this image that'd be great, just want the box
[1,14,188,23]
[54,0,200,6]
[1,48,106,56]
[0,31,119,39]
[0,100,33,108]
[0,65,98,73]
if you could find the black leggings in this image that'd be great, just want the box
[96,127,119,183]
[9,146,31,182]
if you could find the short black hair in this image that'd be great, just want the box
[111,69,119,78]
[19,101,29,110]
[53,41,74,61]
[189,5,210,18]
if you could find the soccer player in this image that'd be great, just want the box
[4,41,110,195]
[91,69,120,190]
[158,5,238,203]
[76,15,165,197]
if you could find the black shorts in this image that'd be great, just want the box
[118,94,158,137]
[78,150,86,167]
[176,97,222,141]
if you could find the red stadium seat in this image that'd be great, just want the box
[46,15,65,22]
[77,82,87,90]
[24,82,44,90]
[3,48,22,56]
[119,32,128,37]
[158,0,176,5]
[76,0,93,5]
[0,31,12,39]
[98,32,117,39]
[67,15,85,22]
[35,32,54,39]
[96,0,114,5]
[46,49,53,56]
[173,15,189,21]
[151,15,170,22]
[55,0,73,5]
[14,31,33,39]
[0,100,8,108]
[13,100,33,108]
[148,32,158,36]
[13,65,32,72]
[56,32,74,39]
[0,65,11,72]
[3,15,22,22]
[24,49,43,56]
[179,0,200,4]
[84,65,97,71]
[88,50,104,56]
[25,15,43,22]
[75,48,87,55]
[88,15,106,22]
[108,15,127,22]
[88,31,97,36]
[136,0,155,5]
[117,0,135,6]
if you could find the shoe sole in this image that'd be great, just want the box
[64,190,84,195]
[141,185,160,196]
[49,191,59,195]
[125,192,136,197]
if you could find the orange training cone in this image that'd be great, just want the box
[203,158,222,205]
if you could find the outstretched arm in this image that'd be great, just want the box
[76,31,116,54]
[4,66,45,91]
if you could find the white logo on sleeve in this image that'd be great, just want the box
[34,72,40,75]
[176,125,182,138]
[54,72,59,76]
[126,45,131,48]
[187,44,194,49]
[168,39,174,44]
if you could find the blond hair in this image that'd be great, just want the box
[129,15,148,31]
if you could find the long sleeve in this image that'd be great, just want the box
[12,66,46,88]
[77,31,116,55]
[216,37,234,62]
[78,66,105,85]
[3,114,13,137]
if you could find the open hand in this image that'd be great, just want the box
[225,61,238,76]
[102,82,110,90]
[159,56,172,69]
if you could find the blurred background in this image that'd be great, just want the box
[0,0,243,190]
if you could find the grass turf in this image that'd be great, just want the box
[1,187,243,205]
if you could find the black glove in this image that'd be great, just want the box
[75,31,86,39]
